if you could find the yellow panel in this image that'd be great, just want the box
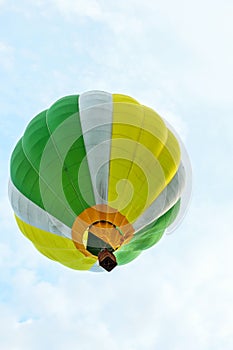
[108,97,144,219]
[15,216,97,270]
[113,93,140,105]
[140,105,168,147]
[158,129,181,183]
[109,94,178,223]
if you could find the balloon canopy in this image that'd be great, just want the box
[9,91,191,272]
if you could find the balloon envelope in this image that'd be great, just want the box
[9,91,191,271]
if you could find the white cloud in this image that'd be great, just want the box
[0,199,233,349]
[47,0,233,105]
[51,0,102,19]
[1,1,233,349]
[0,42,14,70]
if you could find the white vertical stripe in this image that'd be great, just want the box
[79,91,113,204]
[166,141,192,233]
[8,180,72,239]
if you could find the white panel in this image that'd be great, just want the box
[162,120,192,234]
[79,91,113,204]
[133,163,186,232]
[166,141,192,233]
[8,180,72,239]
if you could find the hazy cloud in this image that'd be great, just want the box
[0,1,233,349]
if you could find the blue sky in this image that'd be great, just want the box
[0,1,233,349]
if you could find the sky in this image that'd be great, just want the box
[0,0,233,349]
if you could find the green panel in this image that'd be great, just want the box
[22,110,50,170]
[38,95,95,224]
[46,95,79,133]
[62,138,95,215]
[114,200,180,265]
[10,94,95,227]
[10,122,46,209]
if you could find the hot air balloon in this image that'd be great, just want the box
[9,91,191,272]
